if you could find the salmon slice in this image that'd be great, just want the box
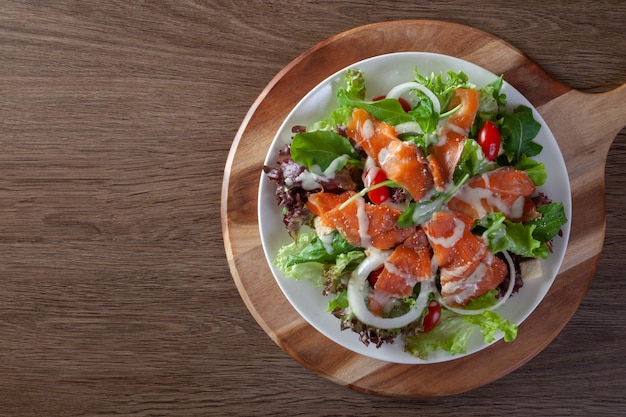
[427,88,480,190]
[368,228,432,316]
[446,166,539,222]
[346,108,433,201]
[306,191,415,250]
[423,211,507,307]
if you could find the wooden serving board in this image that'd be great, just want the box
[221,20,626,397]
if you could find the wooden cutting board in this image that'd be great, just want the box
[221,20,626,397]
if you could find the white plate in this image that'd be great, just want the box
[258,52,571,364]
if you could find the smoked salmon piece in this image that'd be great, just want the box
[306,191,415,250]
[446,166,539,222]
[368,228,432,316]
[427,88,480,190]
[346,108,433,201]
[423,211,507,307]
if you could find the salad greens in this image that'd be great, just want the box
[264,66,567,360]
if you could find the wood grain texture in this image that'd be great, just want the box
[223,19,626,397]
[1,0,625,415]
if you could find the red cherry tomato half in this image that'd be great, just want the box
[368,267,383,287]
[364,167,389,204]
[477,120,501,161]
[397,97,412,112]
[422,300,442,333]
[372,95,412,112]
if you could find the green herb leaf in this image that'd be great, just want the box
[337,89,414,126]
[284,231,358,266]
[475,212,548,259]
[528,202,567,242]
[514,154,546,186]
[345,68,366,100]
[463,311,518,343]
[501,105,542,164]
[291,131,358,172]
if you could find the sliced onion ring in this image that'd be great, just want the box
[433,251,517,316]
[347,250,432,329]
[394,121,423,135]
[386,81,441,114]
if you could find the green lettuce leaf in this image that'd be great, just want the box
[274,232,326,285]
[282,231,358,266]
[345,68,366,100]
[404,307,518,359]
[307,68,364,131]
[290,131,359,172]
[475,212,549,259]
[404,308,476,359]
[413,69,475,111]
[464,311,518,343]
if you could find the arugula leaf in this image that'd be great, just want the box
[337,89,414,126]
[501,105,542,164]
[290,131,358,171]
[514,154,546,186]
[453,139,491,184]
[528,202,567,242]
[408,96,439,134]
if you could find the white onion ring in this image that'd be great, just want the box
[393,121,423,135]
[347,250,432,329]
[386,81,441,114]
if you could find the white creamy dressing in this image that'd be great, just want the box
[361,118,375,141]
[377,146,391,166]
[296,154,350,190]
[319,231,335,254]
[355,196,371,248]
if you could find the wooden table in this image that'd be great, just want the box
[1,2,624,416]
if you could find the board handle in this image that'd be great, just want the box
[538,83,626,168]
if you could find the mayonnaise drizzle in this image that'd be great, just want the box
[355,196,371,248]
[296,154,350,190]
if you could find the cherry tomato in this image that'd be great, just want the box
[372,95,412,112]
[364,167,389,204]
[477,120,501,161]
[368,267,383,287]
[397,97,412,112]
[422,300,442,333]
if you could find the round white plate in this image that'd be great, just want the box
[258,52,571,364]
